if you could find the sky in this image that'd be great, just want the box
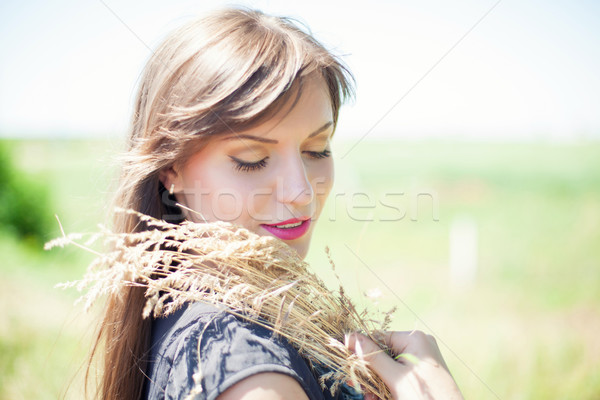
[1,0,599,141]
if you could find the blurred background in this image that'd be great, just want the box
[1,0,599,399]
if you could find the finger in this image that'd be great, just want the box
[346,332,405,387]
[364,392,378,400]
[385,330,437,351]
[384,330,447,369]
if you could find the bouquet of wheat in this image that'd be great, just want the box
[46,208,395,399]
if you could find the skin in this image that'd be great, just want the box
[160,74,334,259]
[218,373,309,400]
[346,331,464,400]
[160,74,462,400]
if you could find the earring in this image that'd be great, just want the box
[169,184,175,196]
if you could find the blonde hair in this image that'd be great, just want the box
[90,6,354,399]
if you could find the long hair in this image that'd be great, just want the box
[89,6,354,399]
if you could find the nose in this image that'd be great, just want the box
[277,156,314,207]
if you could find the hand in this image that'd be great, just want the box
[345,330,464,400]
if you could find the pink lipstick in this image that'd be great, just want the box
[260,217,311,241]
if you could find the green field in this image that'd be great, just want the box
[1,138,599,399]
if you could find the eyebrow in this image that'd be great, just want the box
[223,121,333,144]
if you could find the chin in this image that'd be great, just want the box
[292,245,308,260]
[290,238,311,260]
[255,225,311,259]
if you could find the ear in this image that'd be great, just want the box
[159,166,181,194]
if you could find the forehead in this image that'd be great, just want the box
[222,75,334,143]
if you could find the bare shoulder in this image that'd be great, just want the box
[216,372,310,400]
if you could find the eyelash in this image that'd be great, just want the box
[231,149,331,172]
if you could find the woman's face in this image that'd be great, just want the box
[162,75,334,259]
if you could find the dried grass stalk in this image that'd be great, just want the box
[47,208,395,399]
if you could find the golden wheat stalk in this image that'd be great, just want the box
[46,208,394,399]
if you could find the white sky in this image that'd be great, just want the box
[1,0,599,141]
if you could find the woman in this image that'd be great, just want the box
[93,7,463,400]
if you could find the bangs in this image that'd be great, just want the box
[148,8,353,143]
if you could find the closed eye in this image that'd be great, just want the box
[230,156,269,172]
[304,149,331,159]
[230,149,330,172]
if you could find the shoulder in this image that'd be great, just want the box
[217,372,309,400]
[144,302,327,400]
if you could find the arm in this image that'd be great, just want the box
[147,304,320,400]
[217,372,310,400]
[346,331,464,400]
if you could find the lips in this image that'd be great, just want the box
[260,217,311,241]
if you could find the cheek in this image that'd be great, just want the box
[205,174,273,225]
[180,159,246,222]
[209,190,244,222]
[311,159,334,204]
